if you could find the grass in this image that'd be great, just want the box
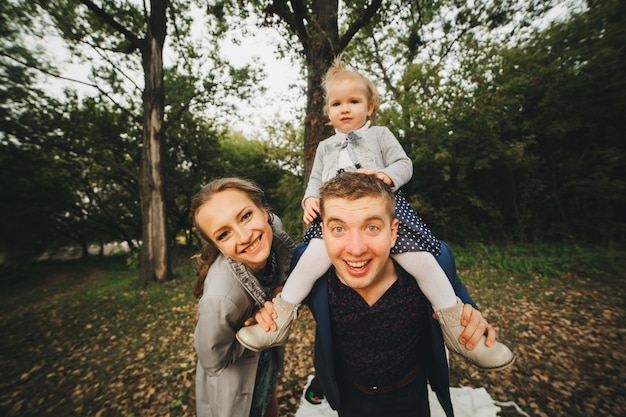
[1,243,625,416]
[0,254,199,417]
[437,243,626,417]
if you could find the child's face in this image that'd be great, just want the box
[327,78,374,134]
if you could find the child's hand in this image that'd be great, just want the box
[355,168,393,187]
[303,197,320,225]
[243,301,278,332]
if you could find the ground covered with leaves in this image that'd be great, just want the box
[1,245,625,417]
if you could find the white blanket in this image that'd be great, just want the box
[294,375,502,417]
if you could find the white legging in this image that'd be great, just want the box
[281,238,457,309]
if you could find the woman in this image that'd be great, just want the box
[191,177,295,417]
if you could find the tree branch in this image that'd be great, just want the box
[84,39,143,93]
[266,0,307,47]
[78,0,145,51]
[339,0,384,50]
[370,34,398,100]
[1,51,135,120]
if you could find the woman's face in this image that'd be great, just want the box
[195,189,273,273]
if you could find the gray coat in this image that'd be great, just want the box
[194,217,295,417]
[303,125,413,207]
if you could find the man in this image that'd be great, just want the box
[252,172,503,416]
[302,172,500,417]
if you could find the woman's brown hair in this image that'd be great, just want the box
[190,177,272,298]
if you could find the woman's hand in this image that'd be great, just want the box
[459,304,496,350]
[243,301,278,331]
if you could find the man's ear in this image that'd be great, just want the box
[390,218,399,247]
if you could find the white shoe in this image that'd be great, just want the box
[236,293,299,352]
[435,297,515,371]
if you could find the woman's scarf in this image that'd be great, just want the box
[226,250,282,308]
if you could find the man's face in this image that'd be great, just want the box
[321,195,399,297]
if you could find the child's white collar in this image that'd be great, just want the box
[335,120,371,138]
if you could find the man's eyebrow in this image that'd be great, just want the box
[323,216,344,224]
[323,215,386,224]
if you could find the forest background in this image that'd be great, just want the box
[2,0,624,276]
[0,0,625,416]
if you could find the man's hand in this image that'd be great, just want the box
[459,304,496,350]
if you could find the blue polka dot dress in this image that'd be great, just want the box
[302,189,441,256]
[392,191,440,256]
[302,217,323,244]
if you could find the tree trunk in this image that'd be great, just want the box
[303,56,335,183]
[292,0,383,183]
[139,0,171,283]
[301,6,340,183]
[80,240,89,258]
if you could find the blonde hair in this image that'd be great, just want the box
[190,177,272,298]
[322,54,380,124]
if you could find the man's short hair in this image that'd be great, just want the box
[319,172,396,221]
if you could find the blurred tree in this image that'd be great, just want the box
[0,141,75,268]
[1,1,74,266]
[55,95,144,252]
[371,0,626,243]
[2,0,265,281]
[492,0,626,242]
[337,0,528,240]
[236,0,561,240]
[260,119,306,238]
[220,0,385,183]
[2,91,144,259]
[341,0,626,245]
[32,0,173,281]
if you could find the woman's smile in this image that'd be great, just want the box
[243,235,262,254]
